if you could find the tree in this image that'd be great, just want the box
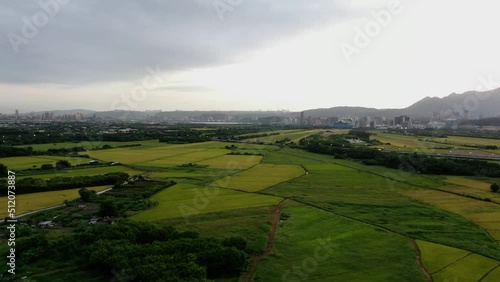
[491,183,500,193]
[98,198,119,217]
[56,160,71,170]
[40,164,54,170]
[0,163,8,177]
[79,188,96,202]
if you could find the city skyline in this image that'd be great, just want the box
[1,0,500,112]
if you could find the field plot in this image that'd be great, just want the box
[0,185,110,218]
[441,176,500,203]
[432,254,499,282]
[371,133,500,157]
[154,206,274,254]
[17,166,143,179]
[246,129,323,143]
[131,183,283,221]
[211,164,305,192]
[265,162,500,259]
[256,202,426,281]
[482,266,500,282]
[1,156,91,170]
[135,149,228,168]
[416,240,471,274]
[15,140,160,151]
[402,189,500,240]
[198,154,262,169]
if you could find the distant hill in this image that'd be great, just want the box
[303,88,500,120]
[10,88,500,121]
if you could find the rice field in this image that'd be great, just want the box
[130,183,283,221]
[0,185,110,218]
[401,189,500,240]
[16,166,143,179]
[210,164,305,192]
[198,154,262,169]
[246,129,323,143]
[0,156,93,170]
[135,149,229,168]
[15,140,161,151]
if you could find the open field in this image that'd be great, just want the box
[131,183,283,221]
[371,132,500,157]
[16,165,143,179]
[0,185,110,218]
[441,176,500,203]
[236,129,303,137]
[198,154,262,169]
[86,141,233,165]
[417,240,471,274]
[246,129,323,143]
[256,202,426,281]
[211,164,305,192]
[135,149,229,168]
[261,149,500,259]
[15,140,161,151]
[1,155,92,170]
[432,254,499,282]
[153,206,274,254]
[417,239,500,281]
[401,189,500,241]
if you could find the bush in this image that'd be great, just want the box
[491,183,499,193]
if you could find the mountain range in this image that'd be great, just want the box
[7,88,500,120]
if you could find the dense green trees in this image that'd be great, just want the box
[9,221,248,281]
[79,187,97,202]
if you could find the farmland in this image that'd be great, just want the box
[131,183,283,221]
[3,133,500,281]
[0,155,92,170]
[211,164,305,192]
[0,185,110,218]
[371,132,500,157]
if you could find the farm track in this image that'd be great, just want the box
[242,198,290,282]
[412,239,434,282]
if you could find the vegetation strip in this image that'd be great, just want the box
[243,198,290,282]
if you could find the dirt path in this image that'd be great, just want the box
[242,198,290,282]
[412,239,433,282]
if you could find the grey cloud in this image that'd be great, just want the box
[0,0,349,85]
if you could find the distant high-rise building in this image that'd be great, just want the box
[300,112,305,125]
[395,116,412,129]
[15,109,19,119]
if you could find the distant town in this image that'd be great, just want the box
[1,108,498,131]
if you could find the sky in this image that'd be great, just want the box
[1,0,500,113]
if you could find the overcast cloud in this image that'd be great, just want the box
[1,0,500,112]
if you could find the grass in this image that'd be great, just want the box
[370,132,500,157]
[130,183,283,221]
[1,156,92,170]
[256,202,426,282]
[482,266,500,282]
[432,254,499,282]
[401,189,500,240]
[416,240,471,274]
[154,206,274,254]
[16,165,143,179]
[135,149,229,168]
[246,129,323,143]
[211,164,305,192]
[0,185,110,218]
[15,140,161,151]
[260,153,500,259]
[198,154,262,169]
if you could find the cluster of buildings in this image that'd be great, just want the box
[0,110,87,121]
[0,109,466,130]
